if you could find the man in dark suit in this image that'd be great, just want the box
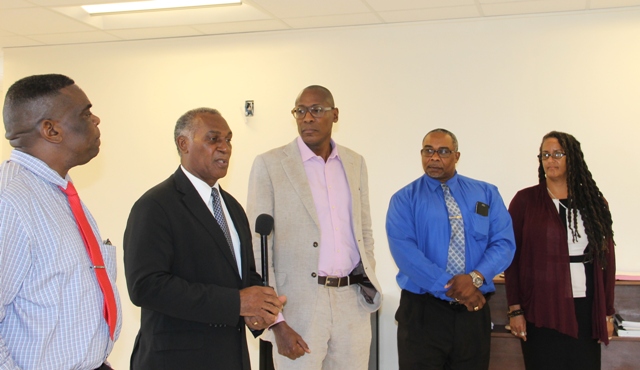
[124,107,285,370]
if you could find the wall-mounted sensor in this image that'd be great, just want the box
[245,100,254,117]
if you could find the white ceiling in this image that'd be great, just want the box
[1,0,640,49]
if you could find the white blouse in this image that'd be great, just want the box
[552,199,589,298]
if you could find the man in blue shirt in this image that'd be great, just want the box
[386,128,515,370]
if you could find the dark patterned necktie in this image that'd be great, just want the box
[211,187,236,261]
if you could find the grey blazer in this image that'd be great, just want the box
[247,139,382,339]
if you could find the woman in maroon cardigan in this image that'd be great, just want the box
[504,131,615,370]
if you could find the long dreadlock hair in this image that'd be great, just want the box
[537,131,614,266]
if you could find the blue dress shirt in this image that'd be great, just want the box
[386,172,515,301]
[0,150,121,370]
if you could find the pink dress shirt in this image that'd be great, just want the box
[297,137,360,277]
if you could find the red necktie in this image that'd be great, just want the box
[59,182,117,340]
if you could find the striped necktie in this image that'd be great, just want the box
[211,187,236,261]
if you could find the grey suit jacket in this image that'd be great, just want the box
[247,139,382,339]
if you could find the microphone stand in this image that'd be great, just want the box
[257,215,275,370]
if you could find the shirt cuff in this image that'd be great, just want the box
[268,312,285,330]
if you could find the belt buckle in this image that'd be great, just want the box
[325,275,345,287]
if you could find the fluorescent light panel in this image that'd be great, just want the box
[82,0,241,15]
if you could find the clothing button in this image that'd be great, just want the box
[311,272,317,278]
[313,242,318,248]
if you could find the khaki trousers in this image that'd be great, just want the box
[274,284,372,370]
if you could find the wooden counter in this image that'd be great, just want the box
[488,277,640,370]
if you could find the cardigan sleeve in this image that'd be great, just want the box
[504,190,527,306]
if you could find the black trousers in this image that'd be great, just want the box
[521,297,600,370]
[396,290,491,370]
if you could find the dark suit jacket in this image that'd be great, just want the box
[124,167,263,370]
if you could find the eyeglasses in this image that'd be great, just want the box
[291,105,334,119]
[538,152,566,160]
[421,148,454,158]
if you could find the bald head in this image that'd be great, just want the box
[3,74,75,147]
[295,85,334,107]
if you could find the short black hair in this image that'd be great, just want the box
[423,128,459,151]
[3,74,75,138]
[4,74,74,108]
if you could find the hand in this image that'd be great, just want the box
[239,286,286,325]
[599,317,614,343]
[272,321,311,360]
[445,274,485,311]
[245,315,269,330]
[509,315,527,342]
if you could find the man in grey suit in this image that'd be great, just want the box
[247,85,381,370]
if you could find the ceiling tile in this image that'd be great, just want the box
[28,30,120,44]
[194,19,288,34]
[379,5,480,23]
[481,0,588,17]
[0,0,33,9]
[0,35,43,48]
[108,26,203,40]
[590,0,640,9]
[364,0,474,12]
[28,0,128,5]
[283,13,381,29]
[251,0,370,18]
[0,8,96,35]
[477,0,533,4]
[98,3,269,30]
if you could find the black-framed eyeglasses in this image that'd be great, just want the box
[538,152,566,160]
[291,105,334,119]
[421,148,454,158]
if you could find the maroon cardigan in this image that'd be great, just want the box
[504,182,615,344]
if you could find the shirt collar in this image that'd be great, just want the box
[9,150,71,188]
[180,165,219,204]
[296,136,340,162]
[424,170,459,192]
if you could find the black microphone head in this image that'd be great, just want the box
[255,214,274,235]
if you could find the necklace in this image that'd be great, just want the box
[547,187,568,210]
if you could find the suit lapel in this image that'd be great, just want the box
[220,187,249,284]
[282,140,321,229]
[338,145,360,218]
[173,168,241,279]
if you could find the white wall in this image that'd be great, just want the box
[2,7,640,369]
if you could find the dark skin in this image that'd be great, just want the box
[271,321,310,359]
[508,138,613,341]
[177,112,286,329]
[7,84,101,178]
[423,132,486,312]
[268,87,343,360]
[294,87,338,162]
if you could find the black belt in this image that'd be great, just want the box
[569,254,591,263]
[423,292,491,312]
[318,273,363,287]
[94,364,112,370]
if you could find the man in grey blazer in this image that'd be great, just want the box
[247,86,381,370]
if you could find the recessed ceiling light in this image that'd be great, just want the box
[82,0,241,15]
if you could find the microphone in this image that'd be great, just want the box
[255,214,274,286]
[255,214,274,236]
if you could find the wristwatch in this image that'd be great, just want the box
[469,271,484,288]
